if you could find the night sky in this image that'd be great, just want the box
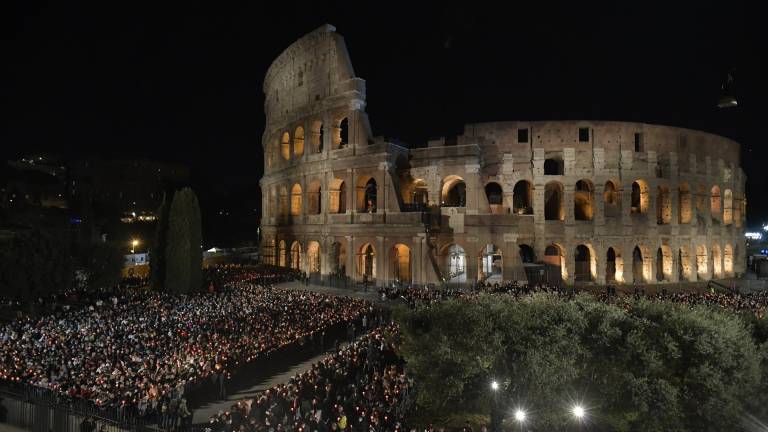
[2,1,765,240]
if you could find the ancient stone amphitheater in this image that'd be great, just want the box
[260,25,746,287]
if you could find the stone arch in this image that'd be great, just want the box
[656,186,671,224]
[724,244,734,276]
[574,244,595,282]
[307,180,322,215]
[307,241,321,274]
[544,243,567,282]
[544,181,564,220]
[330,241,347,276]
[329,179,347,214]
[290,183,303,216]
[356,176,377,213]
[712,243,722,278]
[631,180,649,214]
[519,244,535,264]
[333,117,349,149]
[656,246,673,281]
[696,244,708,280]
[440,243,467,283]
[294,126,305,157]
[574,179,594,221]
[678,182,692,224]
[358,243,376,280]
[278,240,286,267]
[281,132,291,160]
[479,244,503,283]
[310,120,324,153]
[279,186,289,217]
[603,180,620,218]
[485,182,504,214]
[723,189,733,225]
[408,179,429,206]
[606,246,624,283]
[679,245,692,281]
[710,185,721,220]
[441,175,466,207]
[392,243,412,283]
[290,240,302,271]
[633,246,646,283]
[512,180,533,215]
[544,158,564,175]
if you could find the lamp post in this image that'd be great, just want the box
[490,381,500,432]
[572,405,585,431]
[514,409,526,432]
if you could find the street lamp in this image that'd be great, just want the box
[489,381,500,432]
[572,405,586,430]
[490,381,500,391]
[514,409,526,432]
[131,239,139,254]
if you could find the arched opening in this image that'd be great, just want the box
[519,244,535,264]
[603,180,620,218]
[724,244,734,276]
[543,244,566,283]
[262,238,276,265]
[696,244,708,280]
[479,244,503,283]
[441,176,466,207]
[356,177,377,213]
[358,243,376,280]
[710,186,721,221]
[330,241,347,276]
[290,183,303,216]
[485,182,504,214]
[712,244,722,278]
[410,179,429,206]
[631,180,649,214]
[329,179,347,214]
[544,182,564,220]
[392,243,412,283]
[294,126,305,157]
[290,241,302,271]
[574,244,593,282]
[308,180,322,214]
[655,246,672,281]
[307,241,321,274]
[339,118,349,147]
[512,180,533,215]
[310,120,324,153]
[606,247,623,283]
[656,186,671,224]
[281,132,291,160]
[279,186,289,217]
[574,180,594,221]
[679,183,692,224]
[679,246,692,281]
[633,246,645,283]
[544,158,564,175]
[723,189,733,225]
[440,244,467,283]
[278,240,286,267]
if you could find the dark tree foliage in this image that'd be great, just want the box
[150,192,170,291]
[396,294,768,432]
[74,241,124,290]
[157,188,202,294]
[0,229,72,302]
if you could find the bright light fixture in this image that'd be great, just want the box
[514,409,526,422]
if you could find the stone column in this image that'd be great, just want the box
[345,236,355,282]
[465,164,480,214]
[465,237,479,285]
[376,236,385,286]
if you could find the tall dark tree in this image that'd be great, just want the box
[150,192,170,291]
[0,229,72,304]
[161,188,202,294]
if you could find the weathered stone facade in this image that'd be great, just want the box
[260,25,746,286]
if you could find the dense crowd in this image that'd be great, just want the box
[204,324,413,432]
[0,266,370,423]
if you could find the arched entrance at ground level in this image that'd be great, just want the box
[290,241,302,271]
[440,244,466,283]
[330,242,347,276]
[696,244,708,280]
[712,244,722,278]
[606,247,624,283]
[357,243,376,280]
[479,244,503,283]
[543,244,566,284]
[574,244,594,282]
[519,244,535,264]
[679,246,692,281]
[656,246,672,281]
[724,244,734,275]
[278,240,286,267]
[633,246,645,283]
[392,243,412,283]
[307,241,321,274]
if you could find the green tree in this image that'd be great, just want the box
[163,188,202,294]
[0,229,72,304]
[76,241,124,290]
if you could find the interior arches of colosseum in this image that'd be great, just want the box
[656,186,672,225]
[519,244,535,264]
[724,244,734,276]
[357,243,376,280]
[631,180,650,214]
[310,120,323,153]
[330,241,347,276]
[293,126,305,157]
[679,246,693,281]
[440,244,467,283]
[307,241,321,274]
[544,182,565,220]
[408,179,429,207]
[332,117,349,149]
[712,243,723,278]
[307,180,322,214]
[513,180,533,215]
[544,243,567,281]
[356,176,377,213]
[678,182,692,224]
[441,175,466,207]
[574,180,594,221]
[281,131,291,160]
[723,189,733,226]
[606,247,624,283]
[632,246,648,283]
[710,185,721,222]
[485,182,505,214]
[290,183,303,216]
[392,243,412,283]
[544,157,564,175]
[696,244,709,280]
[329,179,347,213]
[574,244,596,282]
[656,246,673,281]
[279,186,289,217]
[290,241,302,270]
[278,240,286,267]
[479,244,503,283]
[603,180,620,218]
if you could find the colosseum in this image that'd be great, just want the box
[259,24,746,287]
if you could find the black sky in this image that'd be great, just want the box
[2,1,765,235]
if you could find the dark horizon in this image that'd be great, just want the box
[2,1,764,239]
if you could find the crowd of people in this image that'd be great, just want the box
[0,266,371,425]
[204,324,413,432]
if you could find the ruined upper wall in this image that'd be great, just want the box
[263,24,366,134]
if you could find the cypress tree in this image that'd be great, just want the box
[150,192,170,291]
[163,188,203,294]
